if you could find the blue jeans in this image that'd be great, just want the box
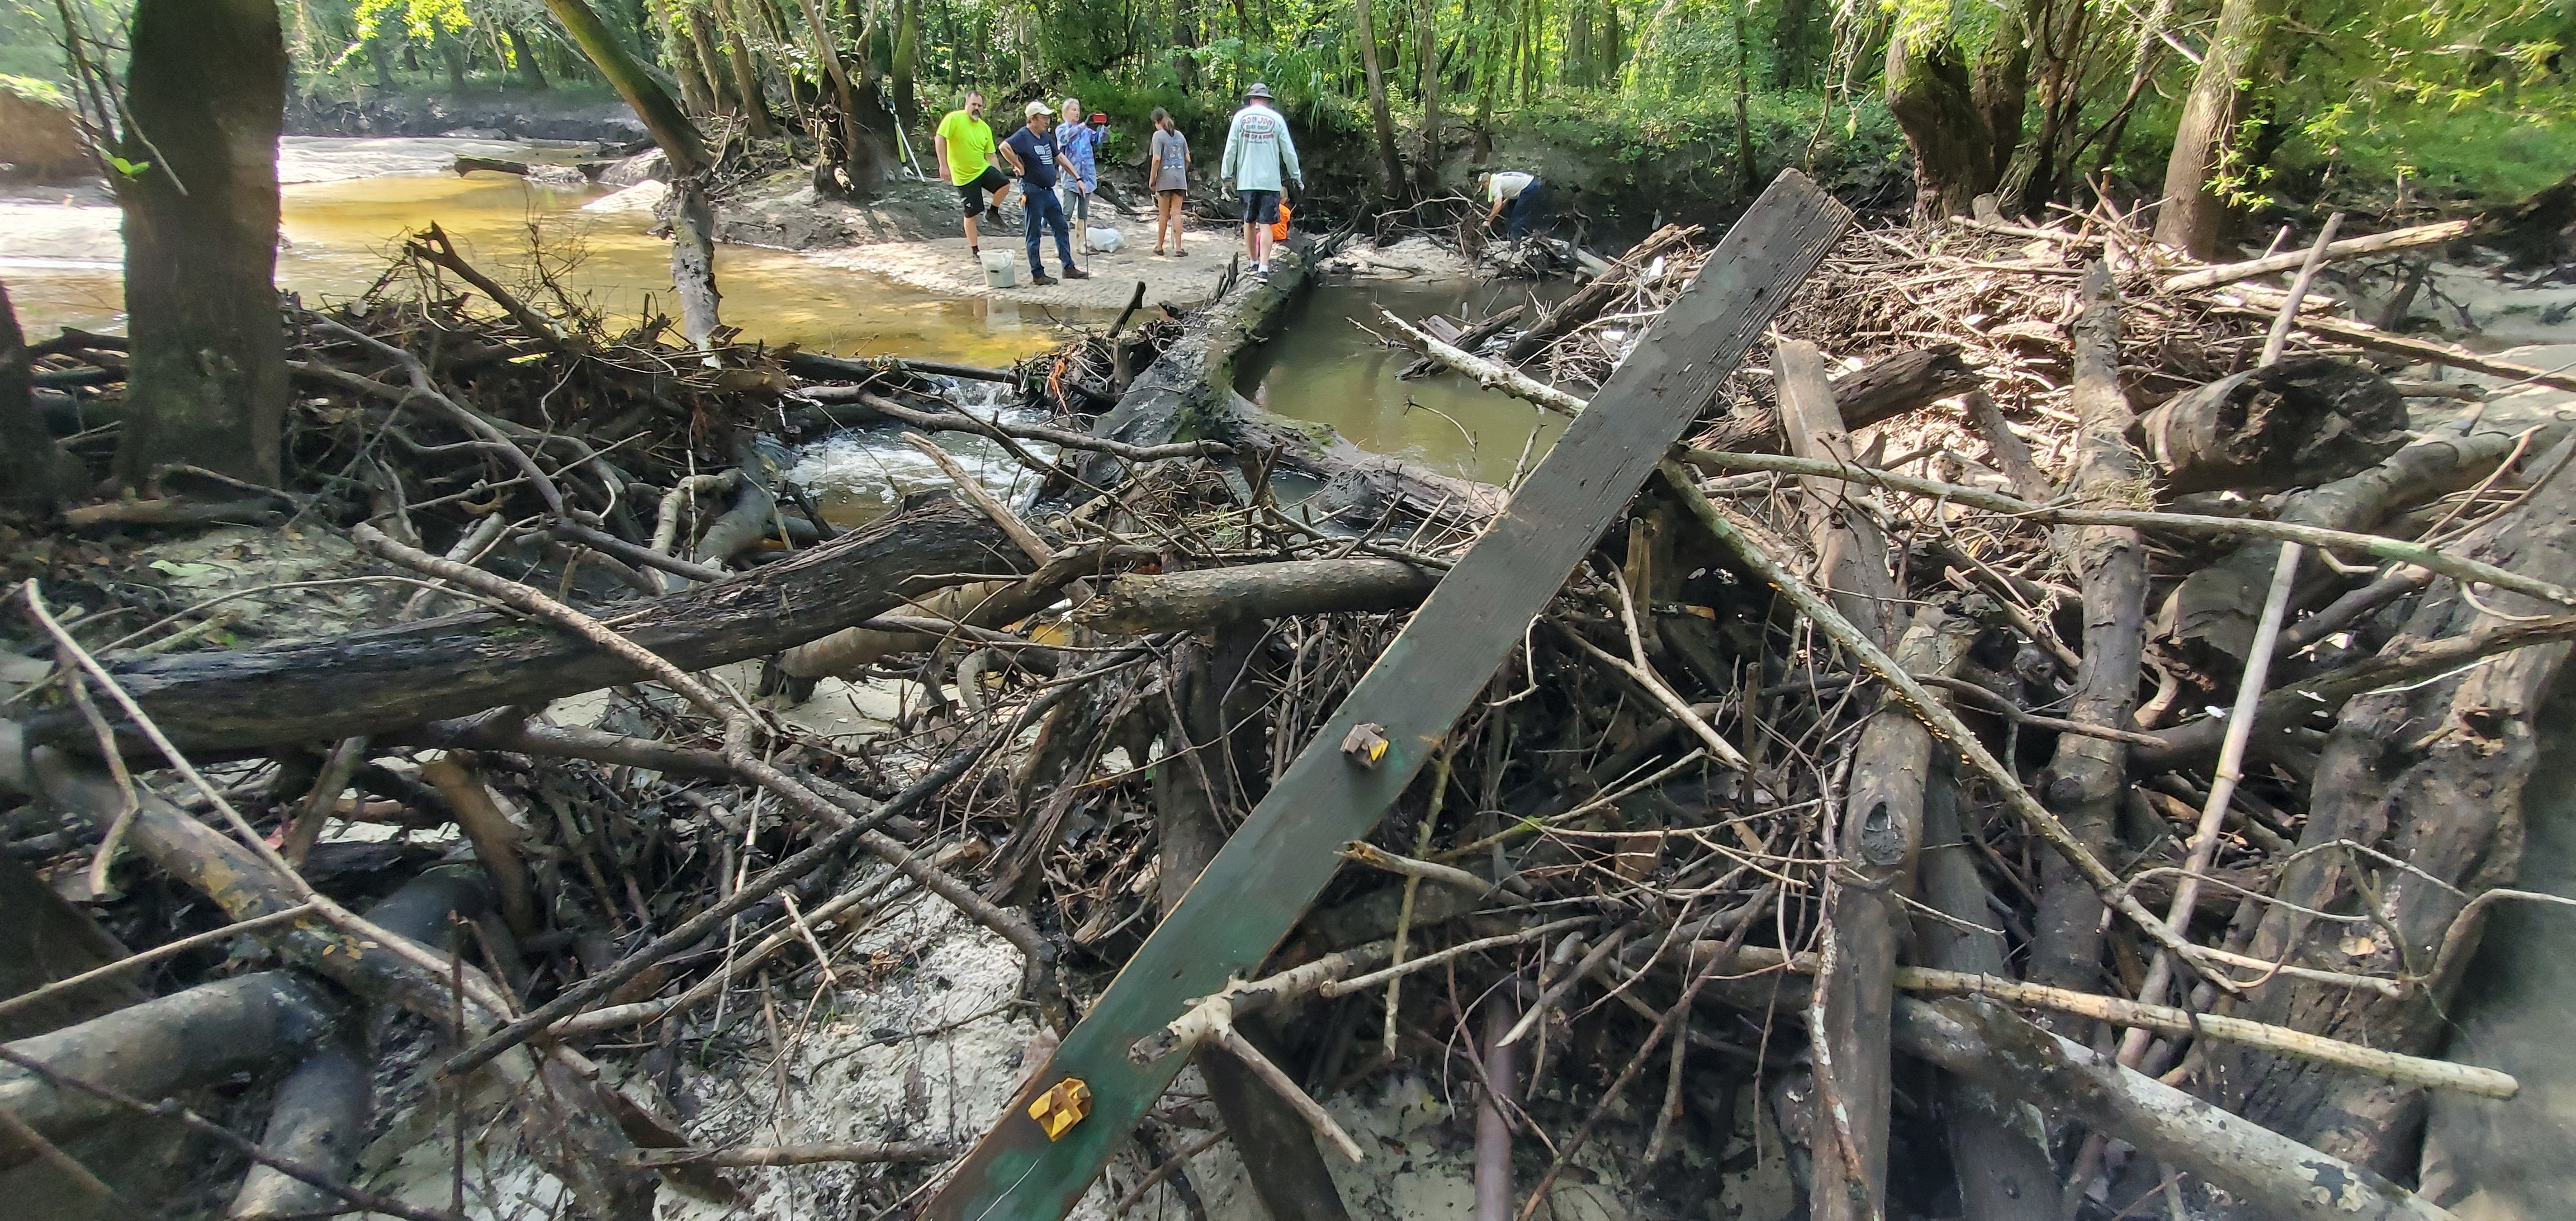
[1506,181,1547,238]
[1024,187,1074,276]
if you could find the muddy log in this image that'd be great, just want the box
[227,1040,373,1220]
[2026,264,2149,1000]
[1072,248,1315,495]
[23,496,1022,754]
[1694,344,1980,454]
[0,971,341,1167]
[2215,436,2576,1176]
[1154,635,1355,1220]
[2137,356,2409,496]
[1081,559,1443,635]
[2165,416,2565,666]
[1223,393,1510,526]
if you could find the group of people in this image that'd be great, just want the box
[932,82,1545,286]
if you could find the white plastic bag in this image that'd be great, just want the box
[1086,226,1124,253]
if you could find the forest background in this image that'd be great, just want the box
[7,0,2570,249]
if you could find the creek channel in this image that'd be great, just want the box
[2,136,1564,522]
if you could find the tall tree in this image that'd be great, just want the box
[1415,0,1440,196]
[116,0,290,489]
[707,0,779,136]
[1355,0,1405,197]
[543,0,724,347]
[890,0,922,130]
[1883,12,2027,219]
[795,0,883,193]
[2154,0,2285,257]
[507,25,552,89]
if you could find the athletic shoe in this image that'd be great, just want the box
[1029,271,1058,285]
[1062,267,1091,280]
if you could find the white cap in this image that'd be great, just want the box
[1025,101,1050,119]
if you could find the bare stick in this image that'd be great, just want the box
[1376,307,1586,417]
[1670,448,2576,609]
[1209,1018,1365,1162]
[1111,1128,1227,1217]
[2259,212,2343,367]
[0,902,320,1023]
[1337,840,1504,895]
[625,1140,956,1167]
[1655,466,2239,979]
[2119,541,2302,1075]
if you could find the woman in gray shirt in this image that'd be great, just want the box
[1149,108,1191,257]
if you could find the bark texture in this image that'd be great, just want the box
[26,496,1019,753]
[2152,0,2285,258]
[114,0,290,489]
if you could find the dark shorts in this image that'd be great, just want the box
[1157,189,1187,203]
[956,165,1010,215]
[1241,190,1281,226]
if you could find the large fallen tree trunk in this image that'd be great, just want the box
[1694,344,1980,453]
[1223,393,1510,526]
[1072,249,1315,495]
[25,495,1021,753]
[2216,434,2576,1176]
[0,971,341,1167]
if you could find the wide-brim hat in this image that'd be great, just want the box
[1246,83,1273,100]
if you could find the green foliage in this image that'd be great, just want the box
[0,0,126,84]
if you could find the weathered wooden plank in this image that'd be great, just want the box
[920,170,1852,1221]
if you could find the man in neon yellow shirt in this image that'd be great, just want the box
[935,91,1011,260]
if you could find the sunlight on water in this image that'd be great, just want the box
[1,144,1079,367]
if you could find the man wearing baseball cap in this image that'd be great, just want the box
[1219,82,1303,277]
[998,100,1091,286]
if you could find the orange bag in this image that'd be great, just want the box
[1271,201,1292,242]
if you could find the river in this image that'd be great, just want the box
[3,135,1555,512]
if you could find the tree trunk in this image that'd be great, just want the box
[1415,0,1440,197]
[1154,636,1356,1221]
[687,7,741,113]
[0,283,77,510]
[114,0,290,490]
[439,34,470,91]
[2024,264,2148,1001]
[1356,0,1405,197]
[1883,23,2012,220]
[795,0,879,195]
[544,0,720,342]
[2153,0,2284,258]
[508,25,552,89]
[709,0,779,137]
[890,0,921,130]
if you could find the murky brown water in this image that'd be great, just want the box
[4,138,1574,519]
[1242,278,1570,486]
[3,146,1078,367]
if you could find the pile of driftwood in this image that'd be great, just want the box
[4,181,2574,1221]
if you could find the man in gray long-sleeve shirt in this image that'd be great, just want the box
[1219,82,1303,277]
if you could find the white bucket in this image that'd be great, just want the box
[981,250,1017,288]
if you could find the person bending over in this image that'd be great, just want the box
[935,91,1012,261]
[1148,107,1191,257]
[1219,82,1303,277]
[998,101,1091,285]
[1479,170,1547,238]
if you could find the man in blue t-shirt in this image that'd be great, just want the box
[998,101,1091,286]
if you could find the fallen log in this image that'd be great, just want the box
[2220,434,2576,1173]
[0,971,342,1167]
[1078,559,1443,634]
[1223,392,1511,526]
[2160,219,2473,292]
[1501,224,1696,363]
[1071,248,1312,496]
[227,1041,372,1220]
[2138,356,2411,495]
[23,495,1022,754]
